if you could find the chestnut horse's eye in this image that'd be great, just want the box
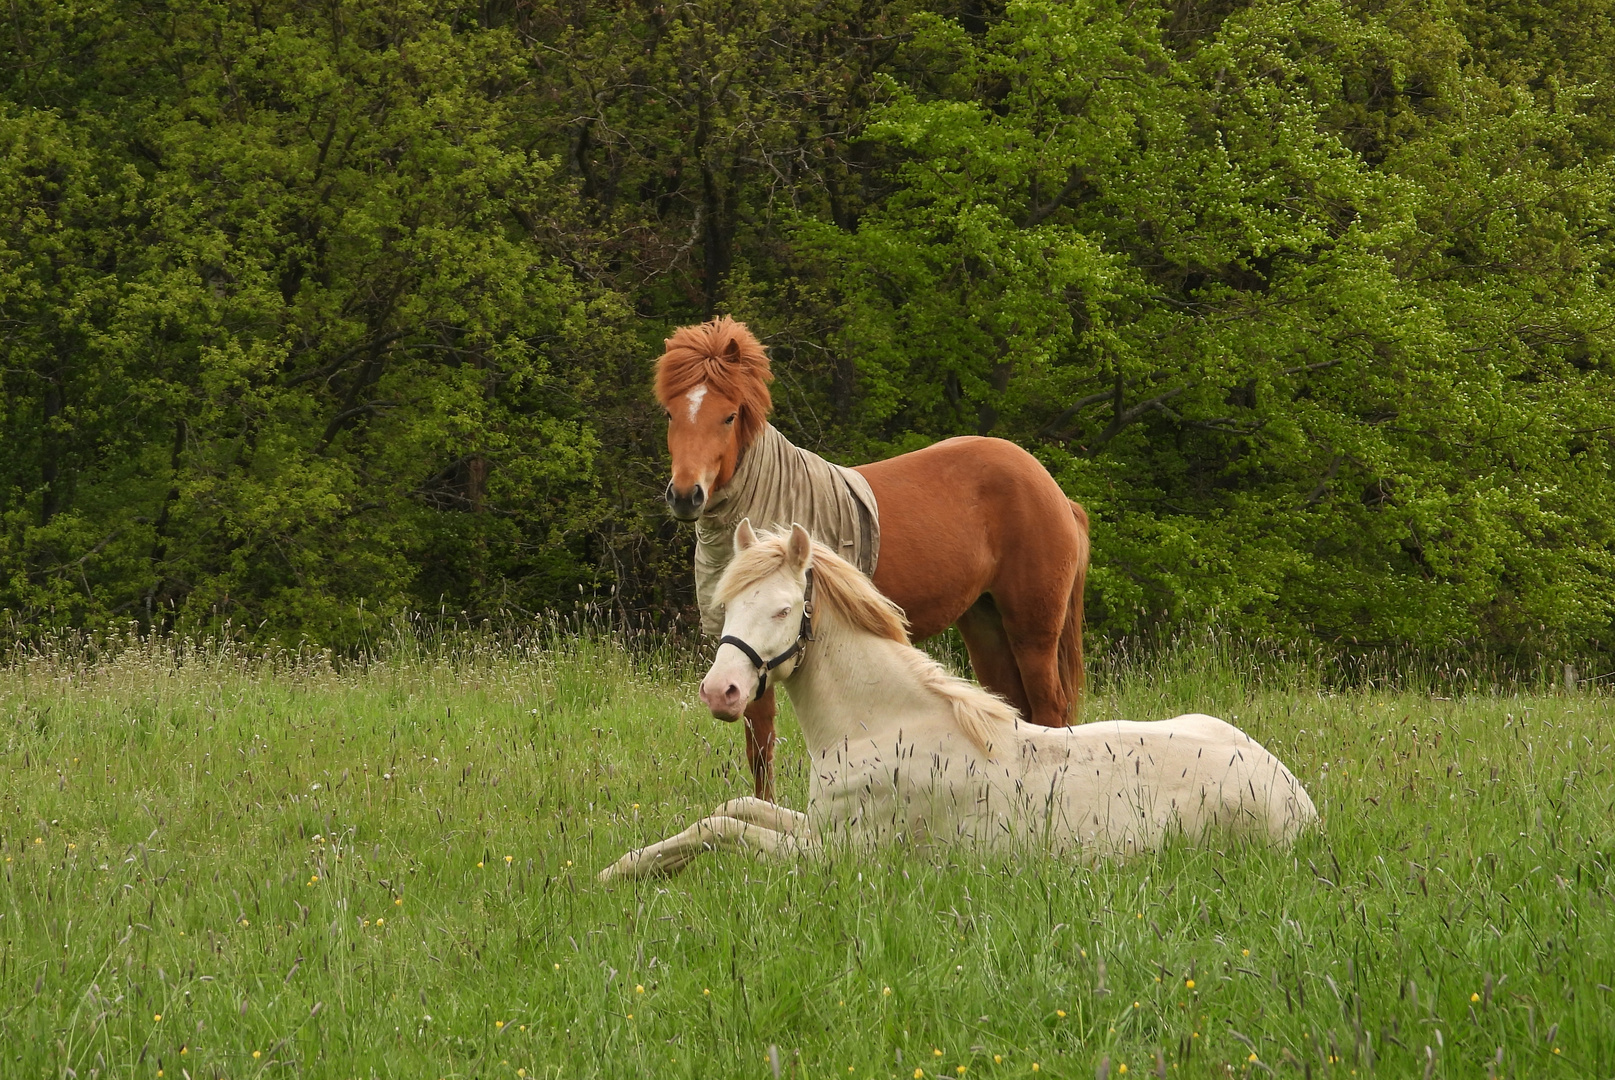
[724,412,737,425]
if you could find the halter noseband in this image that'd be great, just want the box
[718,567,815,700]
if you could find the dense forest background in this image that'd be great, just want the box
[2,0,1612,660]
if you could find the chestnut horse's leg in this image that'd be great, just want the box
[955,596,1032,719]
[998,611,1070,727]
[992,562,1078,727]
[743,687,778,801]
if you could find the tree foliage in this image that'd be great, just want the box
[2,0,1611,656]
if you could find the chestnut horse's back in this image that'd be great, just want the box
[855,436,1089,726]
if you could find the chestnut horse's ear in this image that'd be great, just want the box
[723,336,741,358]
[786,523,812,572]
[734,518,759,552]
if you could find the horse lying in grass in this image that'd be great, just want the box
[599,523,1316,882]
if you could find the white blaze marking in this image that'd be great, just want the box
[685,383,708,424]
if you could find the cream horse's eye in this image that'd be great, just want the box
[774,606,791,619]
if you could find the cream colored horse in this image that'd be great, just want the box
[599,523,1315,881]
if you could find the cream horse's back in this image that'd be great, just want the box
[1002,712,1315,852]
[600,524,1315,882]
[802,709,1312,856]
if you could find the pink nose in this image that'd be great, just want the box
[700,674,746,718]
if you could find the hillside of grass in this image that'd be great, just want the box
[2,633,1611,1077]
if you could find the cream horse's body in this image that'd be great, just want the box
[600,524,1316,881]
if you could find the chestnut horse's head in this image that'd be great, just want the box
[653,316,774,520]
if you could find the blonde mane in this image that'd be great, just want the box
[715,535,1018,756]
[654,316,775,450]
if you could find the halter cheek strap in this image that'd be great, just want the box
[718,567,815,701]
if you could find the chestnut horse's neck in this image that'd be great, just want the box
[703,421,771,509]
[690,424,881,637]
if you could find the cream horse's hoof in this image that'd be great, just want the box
[597,852,640,883]
[598,845,678,883]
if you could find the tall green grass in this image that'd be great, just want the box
[2,628,1611,1078]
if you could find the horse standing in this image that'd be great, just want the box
[598,524,1315,881]
[656,317,1090,800]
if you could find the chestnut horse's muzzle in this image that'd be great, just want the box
[665,480,706,521]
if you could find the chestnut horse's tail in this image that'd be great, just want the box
[1059,500,1091,719]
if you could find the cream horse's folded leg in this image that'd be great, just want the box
[598,813,818,883]
[709,796,811,835]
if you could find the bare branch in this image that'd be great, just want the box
[1089,383,1194,450]
[317,400,399,451]
[1303,453,1345,506]
[1022,168,1087,229]
[1038,389,1115,437]
[1281,359,1342,376]
[285,330,412,388]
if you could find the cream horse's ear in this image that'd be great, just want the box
[734,518,759,553]
[786,523,812,572]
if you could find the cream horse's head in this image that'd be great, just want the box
[698,521,813,720]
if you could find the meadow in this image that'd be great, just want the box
[2,628,1612,1079]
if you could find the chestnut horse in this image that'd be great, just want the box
[656,316,1089,800]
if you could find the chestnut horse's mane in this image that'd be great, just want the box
[716,533,1018,756]
[654,316,774,450]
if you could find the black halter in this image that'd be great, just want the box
[718,567,815,700]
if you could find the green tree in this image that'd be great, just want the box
[766,0,1615,654]
[2,0,1611,658]
[1,1,613,644]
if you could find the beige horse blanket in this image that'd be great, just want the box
[694,423,879,636]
